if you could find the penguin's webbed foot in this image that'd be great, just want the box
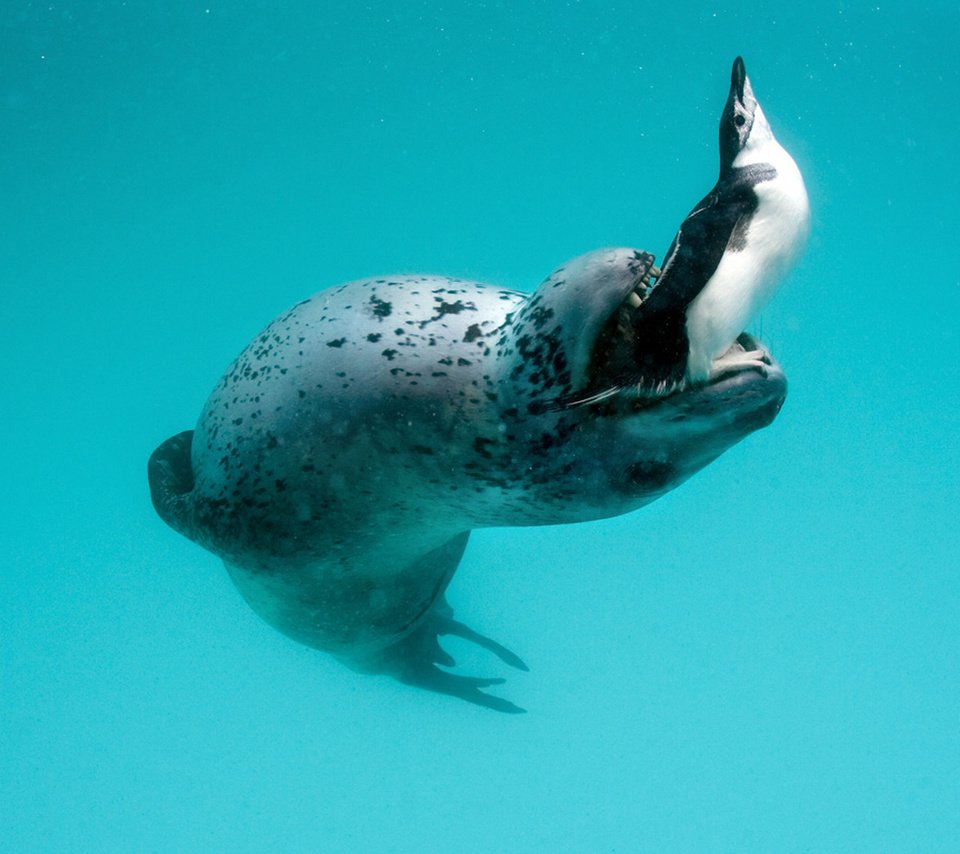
[709,335,772,381]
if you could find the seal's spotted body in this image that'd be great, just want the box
[150,248,787,712]
[194,276,527,544]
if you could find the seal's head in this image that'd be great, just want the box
[493,248,786,523]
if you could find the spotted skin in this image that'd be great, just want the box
[149,248,787,712]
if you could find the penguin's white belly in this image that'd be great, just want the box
[685,166,809,382]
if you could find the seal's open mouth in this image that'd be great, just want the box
[561,272,786,412]
[623,332,786,419]
[676,332,786,415]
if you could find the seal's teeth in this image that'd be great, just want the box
[626,291,643,309]
[636,265,660,291]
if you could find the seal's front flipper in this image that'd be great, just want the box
[398,664,523,714]
[373,602,527,713]
[438,617,529,672]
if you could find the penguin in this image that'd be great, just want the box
[609,56,810,398]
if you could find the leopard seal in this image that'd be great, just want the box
[149,59,804,712]
[149,249,786,712]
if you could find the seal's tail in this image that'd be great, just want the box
[148,430,197,538]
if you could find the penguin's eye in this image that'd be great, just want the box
[734,114,746,127]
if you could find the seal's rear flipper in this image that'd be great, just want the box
[373,602,527,713]
[399,666,523,714]
[148,430,197,539]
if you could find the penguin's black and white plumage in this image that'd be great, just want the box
[625,56,810,395]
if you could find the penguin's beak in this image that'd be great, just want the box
[731,56,747,104]
[719,57,760,169]
[730,56,758,112]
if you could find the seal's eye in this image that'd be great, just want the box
[734,114,746,127]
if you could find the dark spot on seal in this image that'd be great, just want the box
[473,436,497,459]
[528,305,555,330]
[367,333,382,343]
[326,338,347,348]
[624,459,675,492]
[370,296,393,318]
[463,324,483,343]
[437,300,466,315]
[537,433,556,451]
[382,349,399,361]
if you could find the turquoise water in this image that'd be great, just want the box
[3,2,958,851]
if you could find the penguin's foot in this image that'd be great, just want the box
[367,601,528,713]
[709,348,768,379]
[708,334,772,381]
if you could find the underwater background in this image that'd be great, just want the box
[3,1,958,851]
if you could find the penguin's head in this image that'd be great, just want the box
[720,56,776,172]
